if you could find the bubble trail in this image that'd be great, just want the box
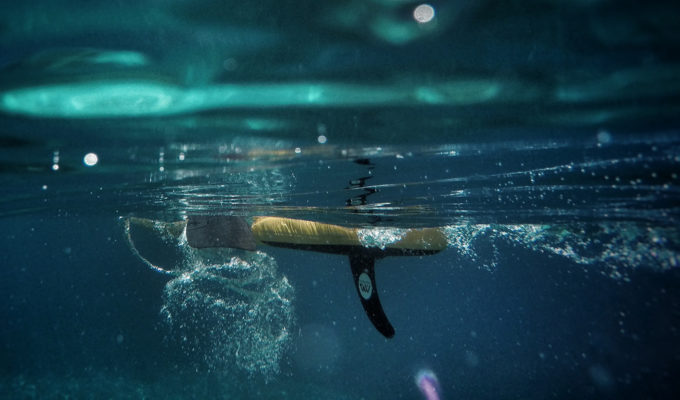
[416,369,441,400]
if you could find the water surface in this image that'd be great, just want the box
[1,1,679,399]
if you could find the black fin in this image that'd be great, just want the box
[186,216,257,250]
[349,252,395,338]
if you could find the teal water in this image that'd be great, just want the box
[1,1,679,399]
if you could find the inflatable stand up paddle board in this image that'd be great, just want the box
[186,215,447,338]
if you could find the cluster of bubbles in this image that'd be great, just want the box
[126,219,295,378]
[161,251,295,377]
[443,223,679,280]
[357,227,408,250]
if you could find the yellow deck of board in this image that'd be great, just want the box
[251,216,447,251]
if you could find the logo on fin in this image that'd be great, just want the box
[358,271,373,299]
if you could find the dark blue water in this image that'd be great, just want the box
[1,1,680,399]
[2,213,679,399]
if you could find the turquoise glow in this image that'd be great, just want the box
[0,79,517,118]
[1,80,186,118]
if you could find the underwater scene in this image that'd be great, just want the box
[1,1,679,399]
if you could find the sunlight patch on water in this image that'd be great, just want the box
[1,80,183,117]
[0,78,532,118]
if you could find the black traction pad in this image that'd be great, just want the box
[186,215,257,250]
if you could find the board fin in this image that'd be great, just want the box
[349,251,395,338]
[186,215,257,250]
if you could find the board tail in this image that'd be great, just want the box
[349,251,395,338]
[186,215,256,250]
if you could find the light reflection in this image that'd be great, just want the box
[413,4,435,24]
[0,78,525,118]
[1,80,183,118]
[597,130,612,144]
[83,152,99,166]
[52,150,60,171]
[87,50,149,67]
